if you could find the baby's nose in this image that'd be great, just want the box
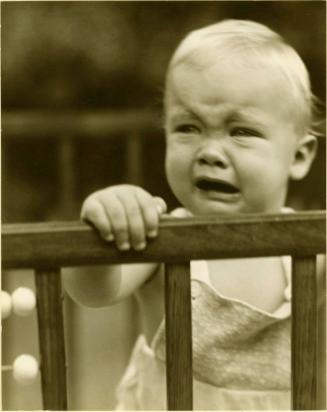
[197,146,228,169]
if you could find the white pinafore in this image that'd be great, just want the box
[115,255,292,410]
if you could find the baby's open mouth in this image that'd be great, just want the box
[195,178,239,194]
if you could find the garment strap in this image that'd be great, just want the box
[191,260,211,284]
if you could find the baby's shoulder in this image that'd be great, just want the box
[169,207,193,218]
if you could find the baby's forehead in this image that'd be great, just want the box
[164,61,301,136]
[166,55,290,107]
[170,30,271,69]
[168,43,282,82]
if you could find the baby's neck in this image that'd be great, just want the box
[207,257,287,313]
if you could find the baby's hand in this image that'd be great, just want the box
[81,185,167,251]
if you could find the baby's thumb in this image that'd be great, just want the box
[154,197,167,215]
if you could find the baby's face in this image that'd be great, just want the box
[165,61,300,215]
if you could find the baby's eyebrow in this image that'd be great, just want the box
[169,109,199,122]
[226,109,263,125]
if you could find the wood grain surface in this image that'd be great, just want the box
[165,263,193,410]
[292,256,318,410]
[35,268,68,410]
[2,211,325,269]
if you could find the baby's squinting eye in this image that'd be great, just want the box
[230,128,262,138]
[175,124,201,134]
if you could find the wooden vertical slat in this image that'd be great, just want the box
[165,263,193,410]
[317,269,326,409]
[35,268,68,410]
[291,256,318,410]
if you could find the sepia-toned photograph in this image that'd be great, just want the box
[1,1,326,410]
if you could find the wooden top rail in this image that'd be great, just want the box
[2,110,161,139]
[2,211,325,269]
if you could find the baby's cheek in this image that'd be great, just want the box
[166,153,193,204]
[243,170,287,212]
[237,148,275,178]
[165,154,183,190]
[236,156,272,203]
[166,145,191,172]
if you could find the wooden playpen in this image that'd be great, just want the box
[2,210,326,410]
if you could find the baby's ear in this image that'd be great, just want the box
[289,134,317,180]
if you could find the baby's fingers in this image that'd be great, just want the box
[80,197,113,241]
[135,190,167,239]
[99,195,130,251]
[153,196,168,216]
[116,191,147,251]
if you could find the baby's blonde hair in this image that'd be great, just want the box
[166,19,318,136]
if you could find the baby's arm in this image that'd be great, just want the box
[63,185,167,307]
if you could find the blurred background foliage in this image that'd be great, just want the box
[2,1,326,110]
